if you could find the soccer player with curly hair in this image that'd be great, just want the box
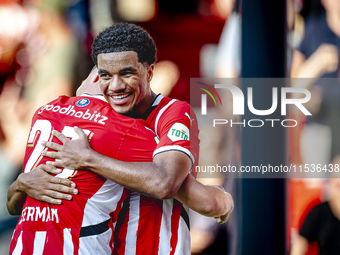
[7,24,233,254]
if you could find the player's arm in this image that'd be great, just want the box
[175,174,234,223]
[41,133,233,222]
[7,179,27,215]
[6,164,77,215]
[42,129,189,200]
[39,133,234,221]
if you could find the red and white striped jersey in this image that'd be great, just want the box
[10,95,156,255]
[114,94,200,255]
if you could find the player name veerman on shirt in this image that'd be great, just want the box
[19,206,59,224]
[38,104,108,125]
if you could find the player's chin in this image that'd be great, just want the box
[112,96,137,115]
[112,104,134,116]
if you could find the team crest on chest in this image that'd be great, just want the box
[76,98,90,107]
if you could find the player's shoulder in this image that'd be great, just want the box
[152,95,198,137]
[156,95,193,117]
[35,95,104,108]
[44,95,72,105]
[37,95,110,113]
[33,95,71,116]
[33,94,114,126]
[158,95,190,107]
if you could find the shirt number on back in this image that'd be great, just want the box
[24,119,91,179]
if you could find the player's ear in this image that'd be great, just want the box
[147,64,154,82]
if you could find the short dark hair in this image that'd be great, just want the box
[92,23,157,66]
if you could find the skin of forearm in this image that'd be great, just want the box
[83,149,181,200]
[7,176,27,215]
[174,175,231,217]
[203,186,231,217]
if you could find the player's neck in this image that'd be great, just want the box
[129,91,157,118]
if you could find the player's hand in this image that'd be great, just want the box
[215,191,234,224]
[41,127,92,169]
[17,165,78,204]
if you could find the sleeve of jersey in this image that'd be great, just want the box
[153,101,199,169]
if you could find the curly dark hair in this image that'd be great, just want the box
[92,23,157,66]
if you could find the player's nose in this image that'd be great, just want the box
[109,75,126,92]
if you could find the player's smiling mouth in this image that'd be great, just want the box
[111,94,130,100]
[108,92,134,105]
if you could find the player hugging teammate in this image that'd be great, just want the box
[7,24,234,255]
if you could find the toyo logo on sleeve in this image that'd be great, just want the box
[167,122,190,141]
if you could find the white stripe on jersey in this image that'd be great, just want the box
[174,208,191,255]
[79,229,113,255]
[33,231,46,255]
[80,179,125,255]
[174,219,182,255]
[12,231,23,255]
[153,145,195,166]
[154,99,177,136]
[64,228,74,255]
[158,199,173,255]
[124,192,141,255]
[82,179,124,226]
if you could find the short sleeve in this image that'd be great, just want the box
[152,101,199,170]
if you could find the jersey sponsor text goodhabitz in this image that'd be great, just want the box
[38,102,108,125]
